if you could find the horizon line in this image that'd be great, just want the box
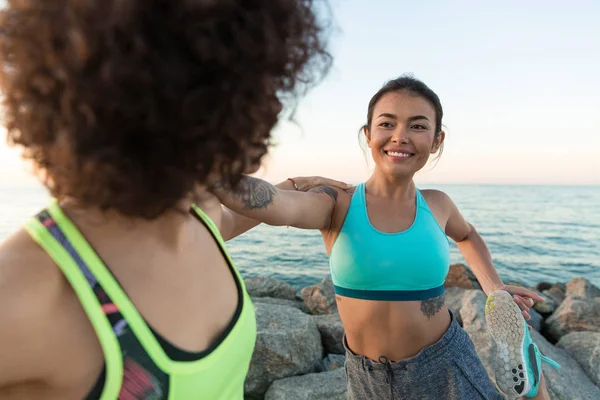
[0,179,598,189]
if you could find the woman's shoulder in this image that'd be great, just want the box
[0,227,65,316]
[0,228,71,382]
[419,188,453,205]
[418,189,457,218]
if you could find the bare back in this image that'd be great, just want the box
[0,195,240,399]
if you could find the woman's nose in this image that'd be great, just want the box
[391,126,409,144]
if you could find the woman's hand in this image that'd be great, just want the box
[493,284,545,321]
[289,176,353,192]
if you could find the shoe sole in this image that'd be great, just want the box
[485,290,530,397]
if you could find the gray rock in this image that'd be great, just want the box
[313,313,345,354]
[536,282,553,292]
[245,277,297,300]
[460,290,497,379]
[556,282,567,292]
[545,296,600,341]
[557,331,600,387]
[301,276,337,315]
[444,263,482,290]
[532,291,557,316]
[320,354,346,372]
[566,277,600,299]
[264,368,347,400]
[445,287,470,326]
[529,330,600,400]
[527,308,543,332]
[251,296,309,313]
[244,303,323,399]
[543,285,566,307]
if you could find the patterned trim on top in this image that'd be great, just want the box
[37,210,168,400]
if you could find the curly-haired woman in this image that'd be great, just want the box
[0,1,342,399]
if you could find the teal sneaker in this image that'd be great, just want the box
[485,290,561,398]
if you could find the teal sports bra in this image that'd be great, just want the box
[329,183,450,301]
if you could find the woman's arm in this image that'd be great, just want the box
[220,176,352,241]
[434,190,544,318]
[213,175,345,230]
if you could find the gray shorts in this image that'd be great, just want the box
[344,312,504,400]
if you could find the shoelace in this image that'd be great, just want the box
[531,342,560,370]
[540,353,561,369]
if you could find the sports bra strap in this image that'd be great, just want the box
[24,203,123,400]
[190,204,240,279]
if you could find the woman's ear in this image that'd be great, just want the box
[364,126,372,148]
[431,130,445,153]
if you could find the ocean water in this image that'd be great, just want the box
[1,184,599,289]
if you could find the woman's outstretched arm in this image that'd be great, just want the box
[214,176,347,230]
[220,176,352,240]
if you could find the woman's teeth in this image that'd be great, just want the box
[387,151,412,158]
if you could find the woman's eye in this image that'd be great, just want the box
[379,122,393,128]
[411,124,427,130]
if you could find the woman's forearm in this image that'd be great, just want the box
[456,227,504,295]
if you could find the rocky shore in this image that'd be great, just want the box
[242,264,600,400]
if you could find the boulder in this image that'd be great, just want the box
[313,313,345,355]
[251,296,309,313]
[536,282,553,292]
[445,287,468,326]
[460,290,496,379]
[543,285,566,307]
[320,354,346,372]
[545,296,600,342]
[529,330,600,400]
[444,263,482,290]
[527,308,543,332]
[301,276,337,315]
[244,303,323,399]
[557,331,600,387]
[264,368,346,400]
[244,277,297,300]
[532,291,557,316]
[566,278,600,299]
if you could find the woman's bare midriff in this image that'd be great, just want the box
[337,295,451,362]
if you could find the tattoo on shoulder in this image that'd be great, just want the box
[311,185,338,203]
[420,294,445,319]
[235,177,277,210]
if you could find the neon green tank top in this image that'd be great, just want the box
[24,201,256,400]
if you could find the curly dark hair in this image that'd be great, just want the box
[0,0,331,218]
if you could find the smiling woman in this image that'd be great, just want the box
[212,74,559,400]
[356,76,445,172]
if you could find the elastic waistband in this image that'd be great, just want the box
[334,284,444,301]
[344,311,469,373]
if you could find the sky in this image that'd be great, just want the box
[1,0,599,187]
